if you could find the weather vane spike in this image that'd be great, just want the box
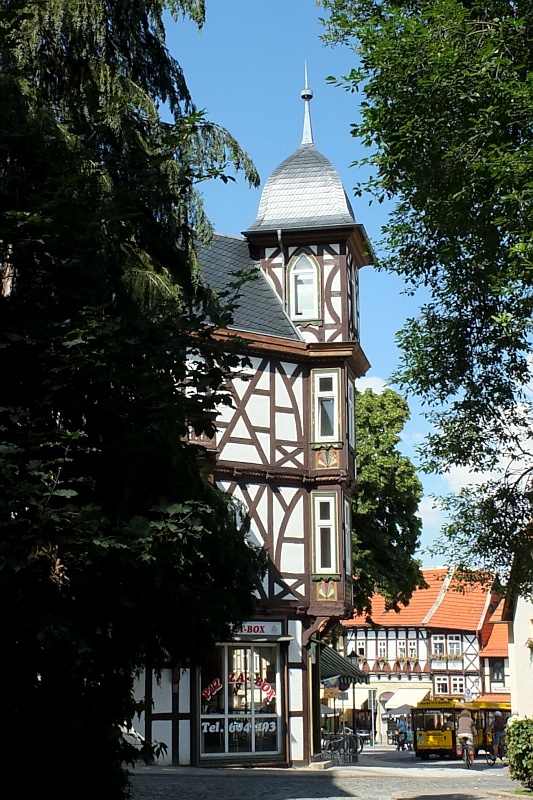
[301,63,314,145]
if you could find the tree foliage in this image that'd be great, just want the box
[1,1,263,796]
[321,0,533,590]
[352,388,425,616]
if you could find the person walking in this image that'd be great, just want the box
[490,710,506,758]
[396,715,408,751]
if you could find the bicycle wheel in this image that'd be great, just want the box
[463,744,472,769]
[354,734,364,754]
[486,747,496,766]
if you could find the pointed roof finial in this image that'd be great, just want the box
[301,63,313,145]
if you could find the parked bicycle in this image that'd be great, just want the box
[321,731,363,764]
[486,735,507,766]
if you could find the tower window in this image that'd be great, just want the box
[312,493,338,574]
[288,254,319,320]
[312,370,340,443]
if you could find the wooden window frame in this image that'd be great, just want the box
[312,492,338,575]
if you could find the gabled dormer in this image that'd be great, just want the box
[243,70,374,346]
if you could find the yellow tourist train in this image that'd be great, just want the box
[412,698,511,760]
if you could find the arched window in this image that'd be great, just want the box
[288,253,319,320]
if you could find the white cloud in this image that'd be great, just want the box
[418,495,445,532]
[356,376,387,394]
[442,465,493,494]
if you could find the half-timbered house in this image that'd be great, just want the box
[134,77,371,766]
[342,567,505,742]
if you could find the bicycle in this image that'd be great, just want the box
[459,737,475,769]
[485,735,507,766]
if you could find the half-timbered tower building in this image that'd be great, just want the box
[136,78,371,767]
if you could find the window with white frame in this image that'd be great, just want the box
[377,640,387,658]
[313,370,340,443]
[447,634,462,656]
[435,676,448,695]
[347,378,355,450]
[288,253,319,320]
[408,640,418,660]
[431,635,445,656]
[313,493,337,573]
[397,640,407,659]
[356,639,366,658]
[450,675,465,695]
[343,497,352,576]
[490,659,504,682]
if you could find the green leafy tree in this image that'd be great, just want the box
[352,388,425,616]
[0,1,263,797]
[320,0,533,590]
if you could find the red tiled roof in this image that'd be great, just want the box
[489,599,505,624]
[343,567,495,632]
[428,571,490,631]
[481,622,509,657]
[343,568,448,628]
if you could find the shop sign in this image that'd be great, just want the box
[203,674,276,702]
[231,621,282,637]
[338,692,349,701]
[200,720,277,734]
[323,686,339,699]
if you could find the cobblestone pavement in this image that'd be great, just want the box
[129,747,517,800]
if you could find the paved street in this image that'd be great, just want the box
[129,745,517,800]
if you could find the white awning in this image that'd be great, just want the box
[346,687,372,709]
[384,687,430,713]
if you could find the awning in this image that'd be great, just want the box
[384,687,430,713]
[320,703,340,717]
[348,686,371,709]
[319,646,368,685]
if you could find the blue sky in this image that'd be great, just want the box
[165,1,454,564]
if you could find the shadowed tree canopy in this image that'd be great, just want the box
[0,1,264,797]
[352,388,425,617]
[321,0,533,592]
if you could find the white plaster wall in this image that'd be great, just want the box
[288,619,302,664]
[178,668,191,713]
[247,393,270,429]
[220,441,263,464]
[329,267,341,294]
[289,666,304,713]
[152,720,172,765]
[280,542,305,574]
[275,411,297,441]
[152,668,172,713]
[179,719,191,765]
[132,671,146,739]
[289,716,305,762]
[510,597,533,716]
[328,295,343,320]
[273,489,304,556]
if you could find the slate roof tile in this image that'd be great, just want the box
[245,144,356,233]
[197,233,301,342]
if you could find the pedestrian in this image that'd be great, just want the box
[397,715,408,751]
